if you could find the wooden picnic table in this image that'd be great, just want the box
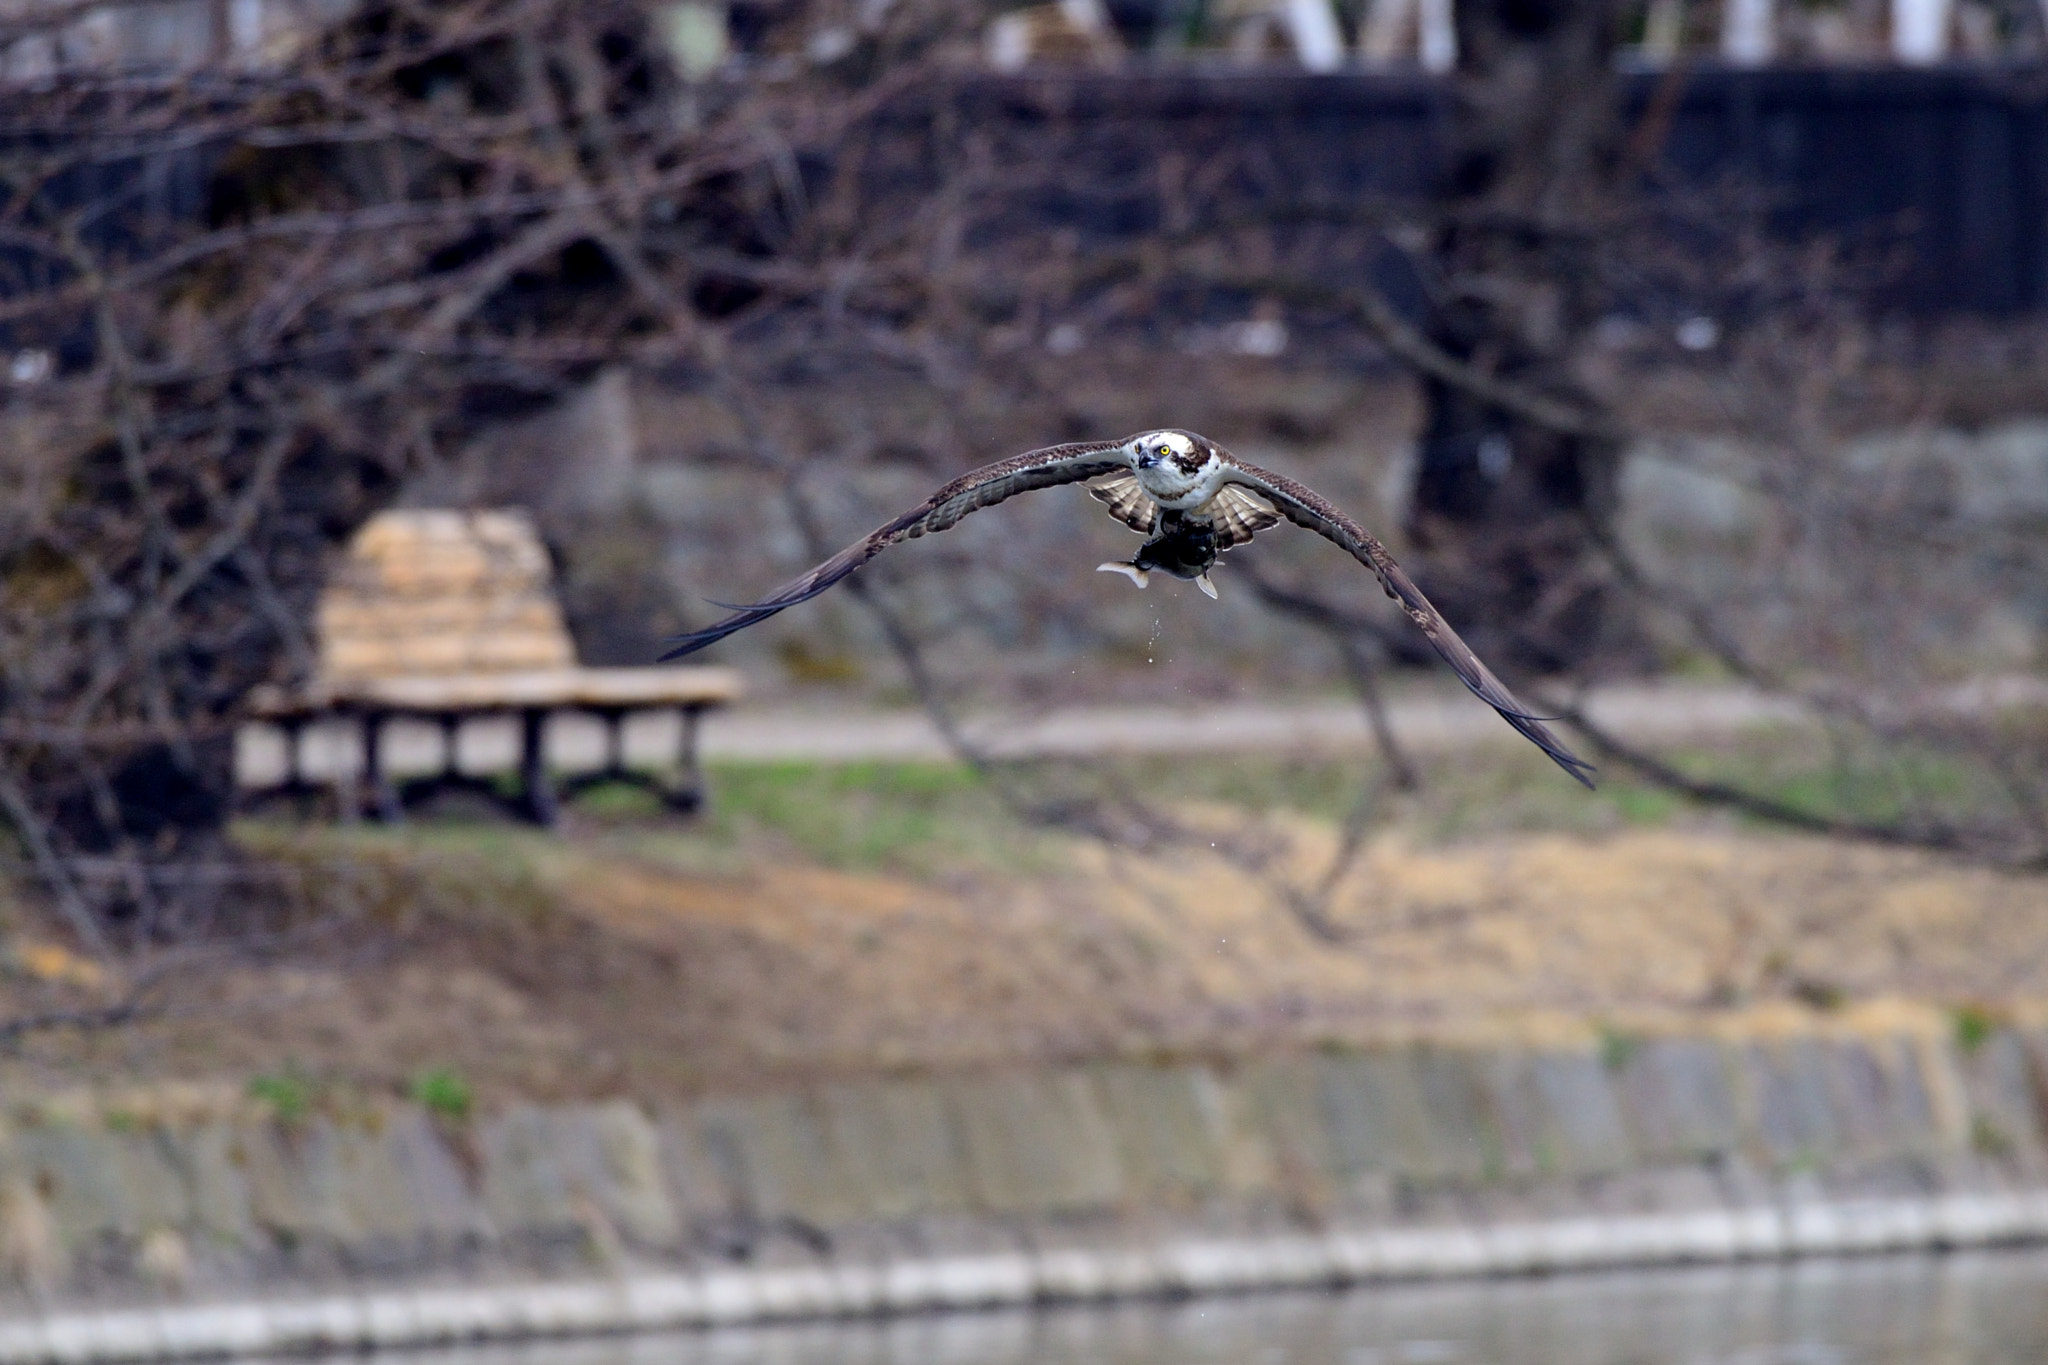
[242,510,742,826]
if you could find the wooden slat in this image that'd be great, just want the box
[317,509,579,682]
[252,667,744,716]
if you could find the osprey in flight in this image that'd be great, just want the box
[661,429,1594,787]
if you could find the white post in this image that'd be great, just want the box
[1284,0,1346,71]
[1418,0,1456,72]
[1891,0,1952,63]
[1058,0,1113,33]
[227,0,265,59]
[1641,0,1685,63]
[1721,0,1775,64]
[1359,0,1418,64]
[659,2,729,79]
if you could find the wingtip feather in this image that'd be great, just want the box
[658,614,757,661]
[656,633,715,663]
[1497,710,1598,789]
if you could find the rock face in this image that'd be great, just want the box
[5,1016,2048,1309]
[1618,420,2048,671]
[546,360,2048,694]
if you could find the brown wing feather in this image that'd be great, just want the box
[1219,461,1597,789]
[1205,484,1282,548]
[659,441,1128,660]
[1088,473,1161,534]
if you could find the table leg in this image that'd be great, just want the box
[440,714,458,777]
[603,707,628,777]
[520,707,560,826]
[674,704,706,812]
[282,716,318,817]
[280,717,305,788]
[362,710,403,823]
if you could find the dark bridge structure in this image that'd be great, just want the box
[959,61,2048,318]
[7,60,2045,333]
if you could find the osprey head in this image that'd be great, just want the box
[1124,429,1223,509]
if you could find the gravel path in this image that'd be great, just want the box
[697,681,1803,763]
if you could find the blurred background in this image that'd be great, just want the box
[3,0,2048,1358]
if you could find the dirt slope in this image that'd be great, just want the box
[7,815,2039,1106]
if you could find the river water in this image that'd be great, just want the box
[350,1250,2048,1365]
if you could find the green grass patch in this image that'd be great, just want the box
[568,780,666,818]
[248,1068,314,1122]
[236,715,2035,888]
[233,818,567,931]
[1953,1003,2000,1054]
[408,1067,474,1120]
[1596,1022,1642,1072]
[1087,742,1723,843]
[694,759,1034,873]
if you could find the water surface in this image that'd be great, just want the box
[362,1250,2048,1365]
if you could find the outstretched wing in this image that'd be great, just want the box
[1088,473,1160,534]
[659,440,1129,661]
[1220,460,1597,789]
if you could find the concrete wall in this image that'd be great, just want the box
[4,1018,2048,1316]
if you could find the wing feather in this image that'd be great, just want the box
[659,441,1128,660]
[1088,473,1161,534]
[1219,461,1597,789]
[1205,484,1282,548]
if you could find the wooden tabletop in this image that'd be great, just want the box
[250,666,744,717]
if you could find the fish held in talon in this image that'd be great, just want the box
[658,427,1597,788]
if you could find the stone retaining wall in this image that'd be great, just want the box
[5,1016,2048,1356]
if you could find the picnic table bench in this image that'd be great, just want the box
[245,509,741,825]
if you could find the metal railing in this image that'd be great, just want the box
[988,0,2040,73]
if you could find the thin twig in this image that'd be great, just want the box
[1539,693,2000,859]
[0,766,116,964]
[0,999,153,1047]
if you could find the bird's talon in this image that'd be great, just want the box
[1197,572,1218,600]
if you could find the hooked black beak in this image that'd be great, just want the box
[1136,453,1159,469]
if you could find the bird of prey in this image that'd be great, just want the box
[660,429,1594,787]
